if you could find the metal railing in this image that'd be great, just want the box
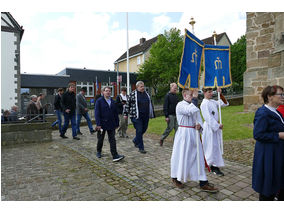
[1,112,54,124]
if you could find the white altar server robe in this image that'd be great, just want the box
[171,100,207,183]
[200,98,229,167]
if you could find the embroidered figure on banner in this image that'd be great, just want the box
[214,57,222,70]
[191,49,198,64]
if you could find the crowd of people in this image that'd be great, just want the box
[3,81,283,200]
[1,105,19,122]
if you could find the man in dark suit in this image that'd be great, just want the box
[76,87,95,135]
[61,83,80,140]
[95,86,124,162]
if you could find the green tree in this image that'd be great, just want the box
[137,28,183,100]
[230,35,246,92]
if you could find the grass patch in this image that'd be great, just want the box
[129,105,254,141]
[221,105,254,140]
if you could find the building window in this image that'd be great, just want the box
[76,81,94,97]
[137,56,141,65]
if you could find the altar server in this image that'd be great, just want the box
[171,88,218,193]
[200,87,229,176]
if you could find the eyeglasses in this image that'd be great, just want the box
[275,93,284,97]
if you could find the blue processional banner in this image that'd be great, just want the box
[203,44,232,88]
[178,29,204,89]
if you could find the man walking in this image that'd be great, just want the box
[76,87,95,135]
[51,88,64,135]
[116,87,129,138]
[124,81,155,154]
[160,83,179,146]
[61,83,80,140]
[26,95,38,121]
[95,86,124,162]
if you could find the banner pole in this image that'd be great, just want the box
[213,31,224,154]
[190,17,200,176]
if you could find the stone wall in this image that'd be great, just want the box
[1,122,52,146]
[244,12,284,111]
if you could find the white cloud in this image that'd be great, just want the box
[12,11,246,75]
[151,14,180,36]
[15,12,137,74]
[111,21,120,29]
[176,12,246,43]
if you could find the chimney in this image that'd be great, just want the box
[139,38,146,45]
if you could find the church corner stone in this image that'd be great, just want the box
[244,12,284,112]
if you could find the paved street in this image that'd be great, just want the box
[1,126,258,201]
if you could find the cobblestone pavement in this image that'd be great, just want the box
[1,126,258,201]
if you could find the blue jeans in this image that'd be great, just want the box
[76,112,94,133]
[61,112,77,137]
[131,115,149,151]
[51,110,62,134]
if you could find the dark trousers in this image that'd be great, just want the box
[61,112,77,137]
[131,115,149,151]
[97,129,118,158]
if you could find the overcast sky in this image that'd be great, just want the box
[3,0,281,75]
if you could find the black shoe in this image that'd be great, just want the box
[133,140,138,148]
[90,130,95,134]
[77,132,83,135]
[159,139,164,146]
[139,150,147,154]
[96,152,102,158]
[211,166,224,176]
[60,134,68,139]
[73,136,80,140]
[113,154,125,162]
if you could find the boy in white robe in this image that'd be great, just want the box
[200,87,229,176]
[170,88,218,193]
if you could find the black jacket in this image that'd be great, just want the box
[54,94,63,111]
[61,91,76,115]
[115,94,128,115]
[163,92,179,117]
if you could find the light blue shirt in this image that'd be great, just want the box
[105,97,111,107]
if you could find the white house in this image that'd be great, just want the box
[1,12,24,112]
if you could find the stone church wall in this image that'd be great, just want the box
[244,12,284,111]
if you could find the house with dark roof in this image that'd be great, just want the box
[114,32,231,74]
[202,32,232,46]
[1,12,24,111]
[114,35,160,73]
